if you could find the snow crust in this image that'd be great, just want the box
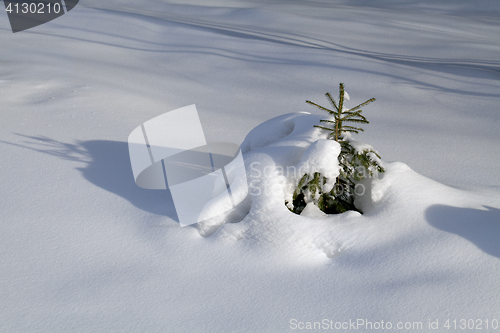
[295,139,341,182]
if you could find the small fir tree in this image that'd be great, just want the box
[289,83,384,215]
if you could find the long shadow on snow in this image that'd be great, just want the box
[87,7,500,82]
[426,205,500,259]
[4,135,179,221]
[23,6,500,99]
[26,28,500,101]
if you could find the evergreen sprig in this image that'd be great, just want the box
[306,83,375,141]
[287,83,384,215]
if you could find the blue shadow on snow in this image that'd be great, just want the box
[4,135,179,222]
[426,205,500,259]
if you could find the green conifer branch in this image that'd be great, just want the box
[313,125,335,132]
[325,92,339,111]
[346,98,376,113]
[341,118,369,124]
[342,125,364,132]
[305,100,335,114]
[341,111,366,121]
[342,109,363,116]
[293,173,310,200]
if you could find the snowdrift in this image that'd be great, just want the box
[198,113,500,270]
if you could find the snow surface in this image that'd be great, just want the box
[1,0,500,332]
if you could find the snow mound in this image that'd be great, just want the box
[197,112,500,268]
[294,138,341,181]
[196,113,386,256]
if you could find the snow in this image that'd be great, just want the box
[341,132,378,156]
[294,138,341,182]
[1,0,500,332]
